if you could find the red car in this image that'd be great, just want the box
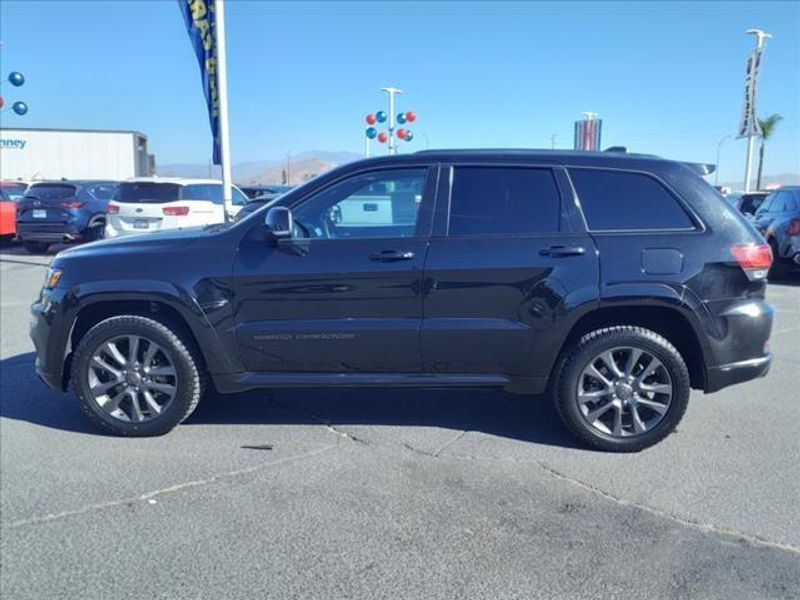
[0,182,27,237]
[0,181,28,237]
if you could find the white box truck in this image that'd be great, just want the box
[0,127,154,181]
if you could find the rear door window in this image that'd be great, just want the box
[116,182,181,204]
[569,169,694,231]
[447,167,561,236]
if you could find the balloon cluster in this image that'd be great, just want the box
[364,110,416,144]
[0,71,29,116]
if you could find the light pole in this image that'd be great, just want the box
[715,134,732,186]
[381,86,403,155]
[743,29,771,192]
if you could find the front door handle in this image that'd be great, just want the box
[539,245,586,257]
[369,250,415,262]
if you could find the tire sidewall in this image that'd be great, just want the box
[72,317,199,436]
[558,329,690,451]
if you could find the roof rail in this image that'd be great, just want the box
[604,146,627,153]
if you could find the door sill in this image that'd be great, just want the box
[213,372,512,394]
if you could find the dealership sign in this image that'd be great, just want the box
[738,48,763,138]
[0,138,27,150]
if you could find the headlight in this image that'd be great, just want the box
[44,267,63,289]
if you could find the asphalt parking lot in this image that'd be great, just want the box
[1,242,799,600]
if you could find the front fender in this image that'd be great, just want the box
[63,279,240,375]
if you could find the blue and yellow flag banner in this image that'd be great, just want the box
[177,0,221,164]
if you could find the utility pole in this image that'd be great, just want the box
[381,86,403,155]
[286,152,291,185]
[743,29,771,192]
[550,134,557,150]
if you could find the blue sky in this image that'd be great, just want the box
[1,1,798,182]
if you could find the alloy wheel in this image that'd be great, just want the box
[577,346,673,438]
[87,335,178,423]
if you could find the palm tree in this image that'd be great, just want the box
[756,113,783,190]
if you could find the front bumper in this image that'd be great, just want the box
[30,291,70,392]
[705,351,772,394]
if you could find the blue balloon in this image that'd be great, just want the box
[404,130,414,142]
[376,111,387,123]
[365,127,377,139]
[8,72,25,87]
[396,112,407,124]
[12,101,28,116]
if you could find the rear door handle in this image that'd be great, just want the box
[539,245,586,257]
[369,250,415,262]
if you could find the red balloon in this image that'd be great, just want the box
[377,132,388,143]
[405,111,416,123]
[365,113,377,125]
[0,96,4,109]
[397,128,407,140]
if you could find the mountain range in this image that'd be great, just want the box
[157,150,363,184]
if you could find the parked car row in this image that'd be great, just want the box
[2,178,270,253]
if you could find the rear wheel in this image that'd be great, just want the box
[71,315,203,436]
[555,326,690,452]
[85,220,105,242]
[23,241,50,254]
[768,238,786,279]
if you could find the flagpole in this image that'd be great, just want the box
[214,0,233,224]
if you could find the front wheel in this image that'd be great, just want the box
[71,315,204,436]
[555,326,690,452]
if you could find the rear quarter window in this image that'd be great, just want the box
[569,168,695,231]
[183,184,224,204]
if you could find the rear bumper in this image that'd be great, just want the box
[700,296,774,394]
[17,221,84,243]
[705,352,771,394]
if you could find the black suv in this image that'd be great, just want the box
[30,150,774,451]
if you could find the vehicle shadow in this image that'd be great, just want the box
[769,274,800,287]
[0,352,579,448]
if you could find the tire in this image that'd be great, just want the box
[768,239,786,280]
[85,221,105,242]
[23,241,50,254]
[555,326,690,452]
[71,315,204,436]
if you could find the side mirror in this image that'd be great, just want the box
[264,206,293,242]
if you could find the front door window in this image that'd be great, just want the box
[292,168,427,240]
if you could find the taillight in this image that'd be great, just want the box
[61,199,85,209]
[731,243,772,280]
[788,219,800,236]
[162,206,190,216]
[107,204,119,214]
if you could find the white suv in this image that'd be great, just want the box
[105,178,249,238]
